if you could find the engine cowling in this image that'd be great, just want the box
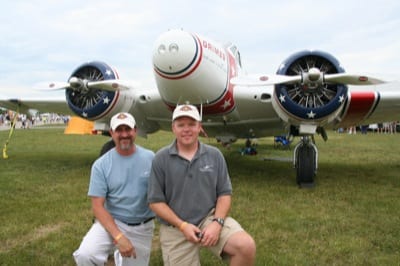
[65,61,120,120]
[273,50,348,127]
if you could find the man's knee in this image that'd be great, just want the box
[242,234,256,257]
[73,248,107,266]
[237,232,256,257]
[224,231,256,259]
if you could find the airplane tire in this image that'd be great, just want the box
[296,144,316,185]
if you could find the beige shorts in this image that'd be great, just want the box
[159,212,244,266]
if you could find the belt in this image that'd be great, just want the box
[124,217,154,226]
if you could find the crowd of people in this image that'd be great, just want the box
[338,122,398,134]
[73,106,256,266]
[0,110,70,129]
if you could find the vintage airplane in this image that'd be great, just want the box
[1,29,400,186]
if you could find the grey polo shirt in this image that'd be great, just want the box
[148,140,232,225]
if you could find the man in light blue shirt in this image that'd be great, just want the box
[73,112,155,266]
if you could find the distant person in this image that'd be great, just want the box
[377,123,383,133]
[148,104,256,265]
[73,112,155,266]
[361,125,368,134]
[241,138,257,155]
[391,121,398,134]
[348,126,356,134]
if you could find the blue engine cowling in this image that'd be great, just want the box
[65,61,119,120]
[274,50,348,123]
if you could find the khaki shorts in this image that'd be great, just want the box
[159,212,244,266]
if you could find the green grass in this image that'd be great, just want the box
[1,128,400,265]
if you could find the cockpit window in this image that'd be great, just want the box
[229,45,242,68]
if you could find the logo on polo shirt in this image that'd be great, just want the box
[199,164,214,172]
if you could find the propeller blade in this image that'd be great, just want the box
[87,80,132,91]
[47,81,70,90]
[47,78,134,93]
[324,73,387,85]
[232,73,387,87]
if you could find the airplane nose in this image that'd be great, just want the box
[152,29,201,78]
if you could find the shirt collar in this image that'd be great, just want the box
[168,139,204,157]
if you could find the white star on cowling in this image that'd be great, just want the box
[338,95,345,103]
[222,99,231,109]
[103,97,110,105]
[82,112,88,118]
[105,69,112,76]
[279,94,285,103]
[307,110,316,119]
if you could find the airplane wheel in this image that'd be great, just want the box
[296,144,316,186]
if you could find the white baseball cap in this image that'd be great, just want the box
[172,104,201,121]
[110,112,136,130]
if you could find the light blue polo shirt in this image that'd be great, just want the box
[88,145,155,224]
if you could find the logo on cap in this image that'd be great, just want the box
[110,112,136,130]
[179,105,194,112]
[116,113,128,119]
[172,104,201,121]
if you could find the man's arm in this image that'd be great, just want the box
[91,197,121,239]
[200,194,231,247]
[148,202,184,228]
[214,194,231,220]
[149,202,202,243]
[91,197,136,257]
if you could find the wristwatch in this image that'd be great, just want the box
[212,217,225,227]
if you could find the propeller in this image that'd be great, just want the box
[231,68,387,87]
[48,77,130,92]
[49,77,130,93]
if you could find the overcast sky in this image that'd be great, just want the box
[1,0,399,98]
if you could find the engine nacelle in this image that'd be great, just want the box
[152,29,238,115]
[272,50,348,130]
[65,61,135,122]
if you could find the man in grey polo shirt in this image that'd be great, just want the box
[148,104,256,265]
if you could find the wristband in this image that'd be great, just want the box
[114,233,123,244]
[179,222,188,231]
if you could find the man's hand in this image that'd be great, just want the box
[180,222,202,243]
[199,221,222,247]
[116,234,136,258]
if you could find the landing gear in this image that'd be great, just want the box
[293,136,318,188]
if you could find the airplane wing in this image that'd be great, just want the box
[0,99,71,115]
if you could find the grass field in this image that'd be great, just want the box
[1,127,399,265]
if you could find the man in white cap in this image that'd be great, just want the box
[73,112,155,266]
[148,104,256,265]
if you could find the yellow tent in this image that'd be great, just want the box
[64,116,94,135]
